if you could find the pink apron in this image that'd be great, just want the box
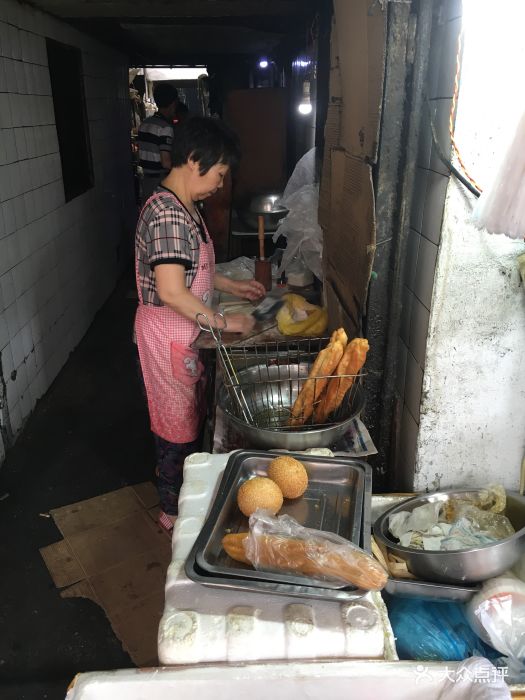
[135,190,215,444]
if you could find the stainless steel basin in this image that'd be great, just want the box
[373,489,525,584]
[218,363,366,451]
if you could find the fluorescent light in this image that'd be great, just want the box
[142,67,207,81]
[298,103,313,115]
[293,59,311,68]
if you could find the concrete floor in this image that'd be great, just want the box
[0,277,154,699]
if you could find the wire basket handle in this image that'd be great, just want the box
[195,311,255,426]
[196,311,227,341]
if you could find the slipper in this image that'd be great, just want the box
[158,511,175,533]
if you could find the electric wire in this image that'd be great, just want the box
[427,98,481,198]
[449,31,483,193]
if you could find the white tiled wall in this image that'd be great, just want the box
[0,0,134,451]
[394,1,461,488]
[415,0,525,491]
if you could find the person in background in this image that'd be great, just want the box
[138,83,178,201]
[175,101,189,125]
[135,117,266,532]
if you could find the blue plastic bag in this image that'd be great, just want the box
[387,597,498,662]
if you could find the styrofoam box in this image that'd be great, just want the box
[158,452,395,666]
[66,452,514,699]
[65,659,511,700]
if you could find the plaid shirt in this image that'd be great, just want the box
[135,187,207,306]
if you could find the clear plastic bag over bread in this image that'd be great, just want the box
[243,510,388,590]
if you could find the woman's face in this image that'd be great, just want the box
[192,162,229,201]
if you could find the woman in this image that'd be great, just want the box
[135,117,265,532]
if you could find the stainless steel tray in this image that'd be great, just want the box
[185,464,373,602]
[194,451,368,590]
[384,577,480,602]
[185,554,371,602]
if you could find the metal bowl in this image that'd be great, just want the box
[238,193,288,232]
[373,489,525,584]
[218,363,365,451]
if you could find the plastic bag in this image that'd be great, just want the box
[441,507,515,551]
[215,256,280,282]
[388,487,513,552]
[273,148,323,281]
[275,184,323,281]
[276,293,328,336]
[441,518,504,551]
[214,256,255,279]
[443,486,507,518]
[473,109,525,239]
[466,573,525,680]
[243,510,388,591]
[387,597,497,662]
[281,147,316,200]
[389,502,442,539]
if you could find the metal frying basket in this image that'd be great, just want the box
[218,337,364,432]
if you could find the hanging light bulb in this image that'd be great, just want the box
[258,58,269,69]
[297,80,312,115]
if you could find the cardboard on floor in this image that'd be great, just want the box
[40,482,170,667]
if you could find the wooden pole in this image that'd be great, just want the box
[258,215,265,260]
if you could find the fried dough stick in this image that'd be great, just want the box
[222,532,388,591]
[330,327,348,349]
[313,337,369,423]
[288,337,344,426]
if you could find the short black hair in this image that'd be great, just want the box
[153,83,178,109]
[171,116,241,175]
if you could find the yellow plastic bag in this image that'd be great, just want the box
[276,293,328,337]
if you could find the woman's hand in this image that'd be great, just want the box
[214,273,266,301]
[224,313,256,334]
[230,279,266,301]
